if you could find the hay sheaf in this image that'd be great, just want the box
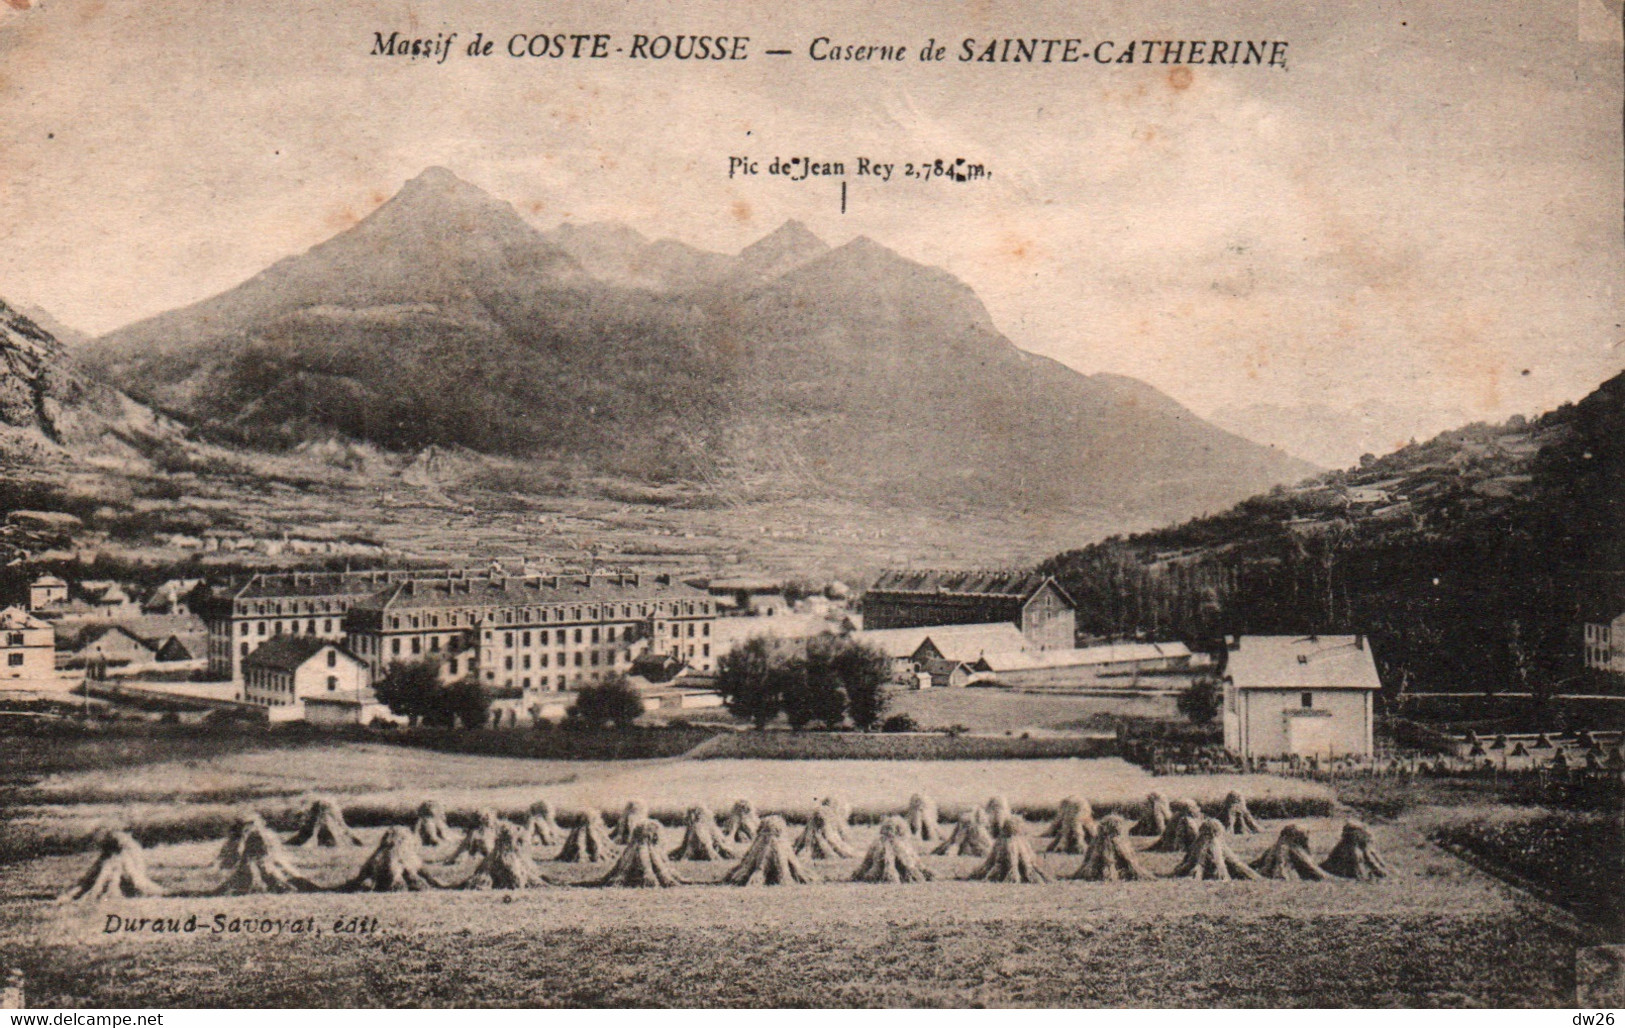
[598,819,688,888]
[414,800,452,847]
[1130,791,1171,837]
[1071,814,1152,881]
[967,817,1051,884]
[1171,817,1262,881]
[464,823,557,890]
[1322,821,1391,880]
[346,826,445,892]
[288,797,361,849]
[934,807,995,857]
[795,802,856,859]
[446,808,502,862]
[724,815,819,886]
[61,831,164,902]
[1251,824,1331,881]
[558,809,618,863]
[215,824,319,895]
[524,799,563,848]
[1222,791,1262,834]
[1045,796,1097,854]
[669,805,736,862]
[721,799,759,843]
[1146,798,1203,853]
[853,816,934,884]
[905,793,941,842]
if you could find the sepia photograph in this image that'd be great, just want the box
[0,0,1620,1010]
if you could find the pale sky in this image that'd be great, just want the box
[1,0,1620,444]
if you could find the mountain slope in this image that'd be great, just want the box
[1042,371,1625,694]
[0,297,176,465]
[82,168,1314,520]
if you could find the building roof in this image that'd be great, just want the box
[242,635,360,672]
[705,577,784,594]
[975,641,1192,673]
[72,625,154,654]
[228,569,431,601]
[352,572,707,614]
[915,623,1031,663]
[853,622,1017,659]
[867,568,1073,604]
[0,606,49,631]
[1225,636,1381,691]
[30,574,67,587]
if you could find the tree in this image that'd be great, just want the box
[777,656,818,730]
[442,679,491,730]
[1177,674,1223,724]
[832,639,890,731]
[781,641,847,730]
[568,673,646,730]
[374,658,445,727]
[715,637,782,729]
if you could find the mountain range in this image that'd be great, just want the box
[73,167,1314,521]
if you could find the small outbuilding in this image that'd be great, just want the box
[1221,635,1380,760]
[242,635,371,721]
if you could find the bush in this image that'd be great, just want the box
[881,713,920,733]
[1435,812,1624,938]
[1177,675,1223,724]
[566,674,646,730]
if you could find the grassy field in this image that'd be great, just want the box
[3,745,1332,862]
[883,688,1179,733]
[0,739,1592,1006]
[0,812,1578,1007]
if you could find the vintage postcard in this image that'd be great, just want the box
[0,0,1620,1011]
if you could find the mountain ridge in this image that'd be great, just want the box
[81,168,1315,521]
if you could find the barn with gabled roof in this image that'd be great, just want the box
[861,569,1076,651]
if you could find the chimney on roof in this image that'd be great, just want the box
[1355,634,1365,650]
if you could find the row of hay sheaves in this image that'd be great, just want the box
[62,790,1389,899]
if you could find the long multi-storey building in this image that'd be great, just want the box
[342,572,718,693]
[194,569,457,682]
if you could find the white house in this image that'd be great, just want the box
[241,635,371,722]
[1222,635,1380,760]
[27,575,68,612]
[1584,612,1625,675]
[0,606,59,691]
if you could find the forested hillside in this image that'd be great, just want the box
[1042,371,1625,697]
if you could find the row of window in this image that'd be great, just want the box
[486,625,651,647]
[246,670,344,698]
[235,619,339,639]
[491,671,613,690]
[383,600,712,631]
[239,597,347,617]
